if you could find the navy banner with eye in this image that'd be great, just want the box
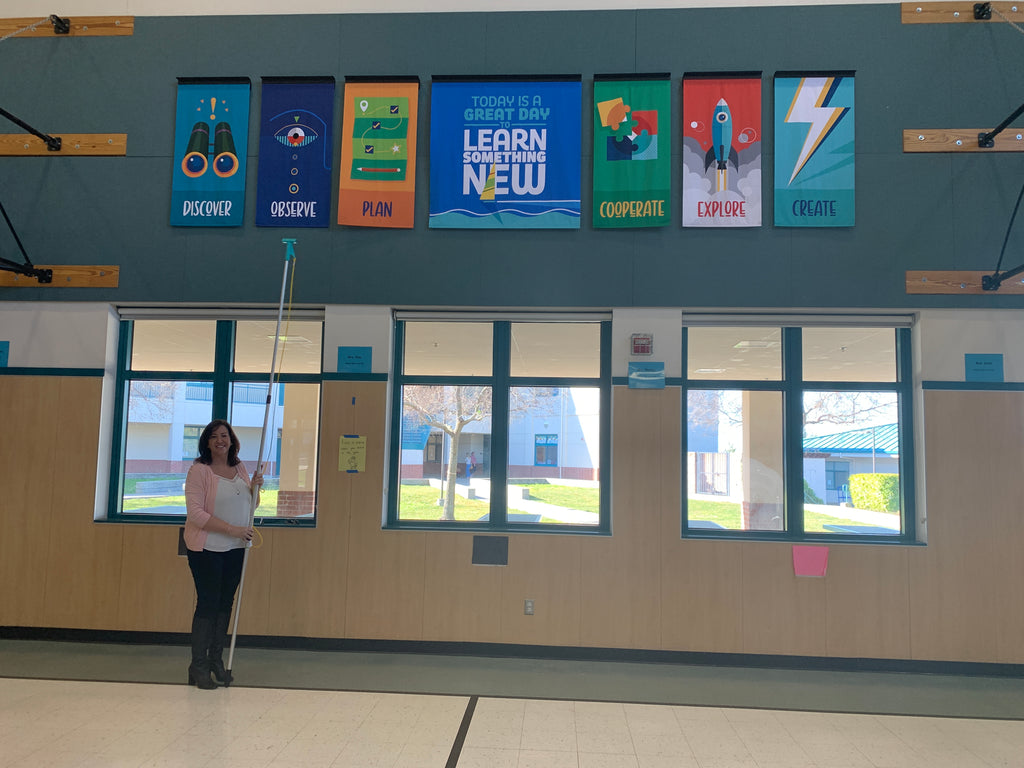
[256,77,336,228]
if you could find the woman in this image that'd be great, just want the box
[183,419,262,689]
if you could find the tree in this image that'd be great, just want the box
[801,391,895,429]
[402,385,489,521]
[688,389,896,432]
[402,385,560,521]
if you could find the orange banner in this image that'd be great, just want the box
[337,79,419,228]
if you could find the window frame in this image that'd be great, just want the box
[387,317,612,534]
[682,322,916,544]
[106,316,324,525]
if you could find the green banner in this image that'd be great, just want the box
[593,78,671,228]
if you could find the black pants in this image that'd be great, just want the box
[187,547,244,620]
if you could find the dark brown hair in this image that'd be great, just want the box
[194,419,241,466]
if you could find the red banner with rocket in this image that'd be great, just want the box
[682,75,761,227]
[337,78,419,229]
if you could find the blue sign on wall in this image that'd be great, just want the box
[965,353,1004,383]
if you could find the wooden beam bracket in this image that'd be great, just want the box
[904,129,1024,152]
[0,16,133,38]
[906,270,1024,294]
[0,265,119,288]
[902,2,1024,24]
[0,133,127,157]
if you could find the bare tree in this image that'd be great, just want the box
[128,380,180,421]
[688,388,896,433]
[403,385,560,521]
[802,391,895,428]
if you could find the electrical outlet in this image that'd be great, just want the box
[524,599,534,615]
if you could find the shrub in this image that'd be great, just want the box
[803,479,823,504]
[848,473,899,512]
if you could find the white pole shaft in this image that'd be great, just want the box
[226,249,294,673]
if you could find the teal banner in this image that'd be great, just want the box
[774,74,854,227]
[171,79,250,227]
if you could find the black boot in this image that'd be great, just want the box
[209,612,234,686]
[187,615,217,690]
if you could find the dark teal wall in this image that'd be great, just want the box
[2,5,1023,308]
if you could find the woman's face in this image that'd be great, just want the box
[208,426,232,460]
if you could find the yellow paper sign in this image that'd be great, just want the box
[339,435,366,473]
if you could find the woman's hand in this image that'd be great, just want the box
[252,466,264,490]
[233,525,255,542]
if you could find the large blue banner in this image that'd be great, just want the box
[171,79,250,227]
[774,74,855,227]
[256,77,335,228]
[429,79,581,229]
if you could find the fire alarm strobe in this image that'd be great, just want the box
[631,333,654,356]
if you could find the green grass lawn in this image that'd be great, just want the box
[397,485,491,521]
[517,482,599,514]
[122,490,280,517]
[688,498,894,533]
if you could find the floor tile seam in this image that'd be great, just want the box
[5,674,1024,724]
[444,695,478,768]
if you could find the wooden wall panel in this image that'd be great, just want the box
[825,546,911,659]
[336,381,428,641]
[741,543,829,657]
[43,378,124,629]
[580,388,667,649]
[909,391,1024,662]
[421,533,504,642]
[0,377,61,626]
[265,382,350,637]
[500,534,582,646]
[661,540,745,653]
[117,525,194,632]
[8,373,1024,665]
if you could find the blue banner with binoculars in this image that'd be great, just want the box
[171,79,251,227]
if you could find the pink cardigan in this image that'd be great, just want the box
[183,462,255,552]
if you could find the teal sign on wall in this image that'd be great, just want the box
[774,74,855,228]
[171,79,251,227]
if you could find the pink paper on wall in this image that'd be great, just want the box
[792,545,829,577]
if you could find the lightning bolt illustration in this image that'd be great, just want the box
[784,77,849,185]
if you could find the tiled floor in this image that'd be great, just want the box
[3,677,1024,768]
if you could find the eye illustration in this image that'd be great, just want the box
[269,109,331,171]
[274,122,320,148]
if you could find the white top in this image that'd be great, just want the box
[204,474,251,552]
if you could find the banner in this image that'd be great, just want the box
[171,78,250,227]
[682,75,761,227]
[256,77,335,228]
[429,78,581,229]
[593,77,671,228]
[338,79,419,229]
[774,73,855,227]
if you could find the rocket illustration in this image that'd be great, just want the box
[704,98,739,192]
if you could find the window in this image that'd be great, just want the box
[388,318,611,532]
[108,317,323,523]
[683,321,915,541]
[825,460,850,492]
[534,434,558,466]
[182,425,201,460]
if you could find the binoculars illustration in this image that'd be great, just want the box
[181,121,240,178]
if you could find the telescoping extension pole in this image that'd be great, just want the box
[225,238,297,684]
